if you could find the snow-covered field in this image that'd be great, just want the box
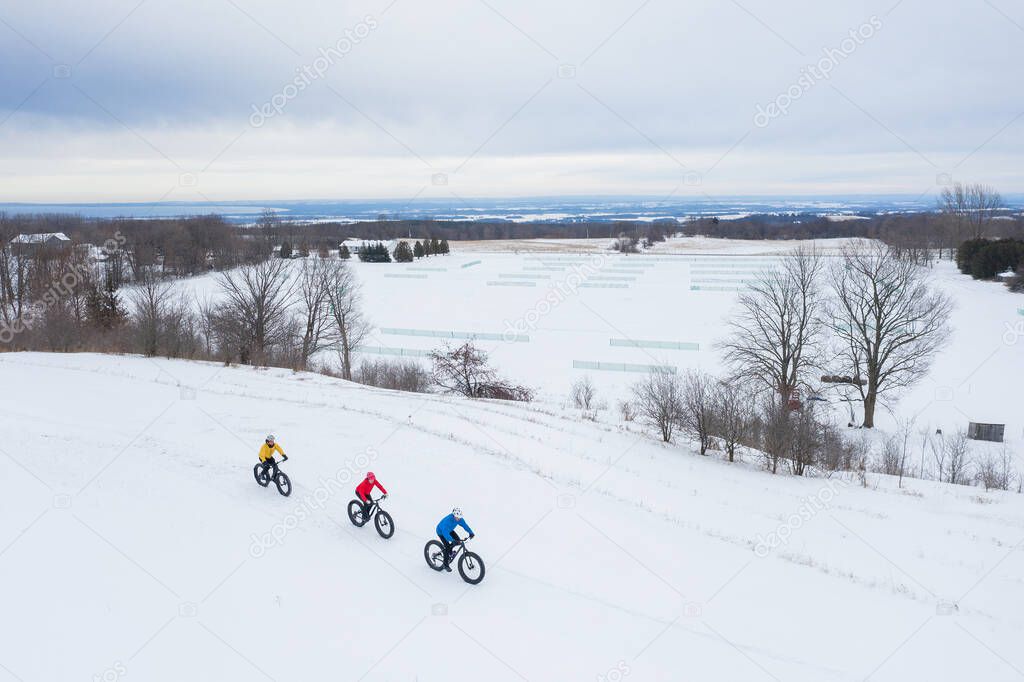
[172,238,1024,436]
[1,352,1023,681]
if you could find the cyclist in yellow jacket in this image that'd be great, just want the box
[258,434,288,478]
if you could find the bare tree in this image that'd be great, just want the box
[215,259,297,366]
[129,275,176,357]
[721,248,824,406]
[757,395,791,474]
[825,243,953,428]
[710,380,755,462]
[631,370,683,443]
[324,260,370,380]
[679,370,715,455]
[789,405,823,476]
[944,430,972,485]
[940,182,1003,250]
[297,258,334,369]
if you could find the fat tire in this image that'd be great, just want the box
[347,500,368,527]
[458,551,485,585]
[274,472,292,497]
[254,463,270,487]
[374,510,395,539]
[424,540,446,571]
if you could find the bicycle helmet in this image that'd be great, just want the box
[265,434,275,443]
[452,507,463,520]
[366,471,375,481]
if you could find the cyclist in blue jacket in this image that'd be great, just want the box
[436,507,475,572]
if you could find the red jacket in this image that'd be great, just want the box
[356,477,387,498]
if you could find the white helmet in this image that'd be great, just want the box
[266,434,275,443]
[452,507,463,520]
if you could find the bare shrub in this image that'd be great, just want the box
[931,430,972,485]
[879,436,902,476]
[631,370,683,443]
[570,376,597,410]
[354,358,432,393]
[975,445,1015,491]
[430,342,533,402]
[618,400,637,422]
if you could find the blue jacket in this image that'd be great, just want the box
[436,513,473,538]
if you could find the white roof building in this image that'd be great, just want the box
[12,232,71,245]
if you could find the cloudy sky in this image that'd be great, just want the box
[0,0,1021,202]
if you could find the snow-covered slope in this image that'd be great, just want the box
[1,353,1022,681]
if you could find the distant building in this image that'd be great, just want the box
[11,232,71,256]
[343,239,398,255]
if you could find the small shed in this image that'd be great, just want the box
[967,422,1005,443]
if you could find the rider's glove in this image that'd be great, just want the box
[382,494,388,499]
[469,533,475,539]
[281,454,289,461]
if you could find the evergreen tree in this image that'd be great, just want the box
[379,242,393,263]
[423,238,433,256]
[431,238,441,255]
[393,241,414,263]
[440,239,450,254]
[339,244,351,260]
[414,241,425,258]
[278,241,293,259]
[86,276,126,330]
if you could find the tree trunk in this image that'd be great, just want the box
[862,391,877,428]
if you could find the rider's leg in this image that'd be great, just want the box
[446,531,461,560]
[358,491,372,516]
[439,533,455,571]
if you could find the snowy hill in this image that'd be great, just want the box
[2,353,1023,681]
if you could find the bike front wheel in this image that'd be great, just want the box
[458,551,485,585]
[253,463,270,487]
[274,472,292,497]
[374,510,395,539]
[424,540,446,571]
[347,500,368,527]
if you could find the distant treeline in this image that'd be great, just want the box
[0,213,268,282]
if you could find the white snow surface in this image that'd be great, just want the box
[2,352,1023,681]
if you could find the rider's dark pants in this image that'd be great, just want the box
[261,459,278,477]
[356,489,372,514]
[439,531,461,563]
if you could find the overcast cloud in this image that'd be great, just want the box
[0,0,1021,201]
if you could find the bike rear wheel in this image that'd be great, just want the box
[374,510,395,539]
[253,463,270,487]
[424,540,446,571]
[458,551,485,585]
[347,500,368,527]
[274,472,292,497]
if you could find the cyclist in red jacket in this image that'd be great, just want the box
[356,472,387,515]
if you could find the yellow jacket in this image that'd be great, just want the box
[258,442,285,462]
